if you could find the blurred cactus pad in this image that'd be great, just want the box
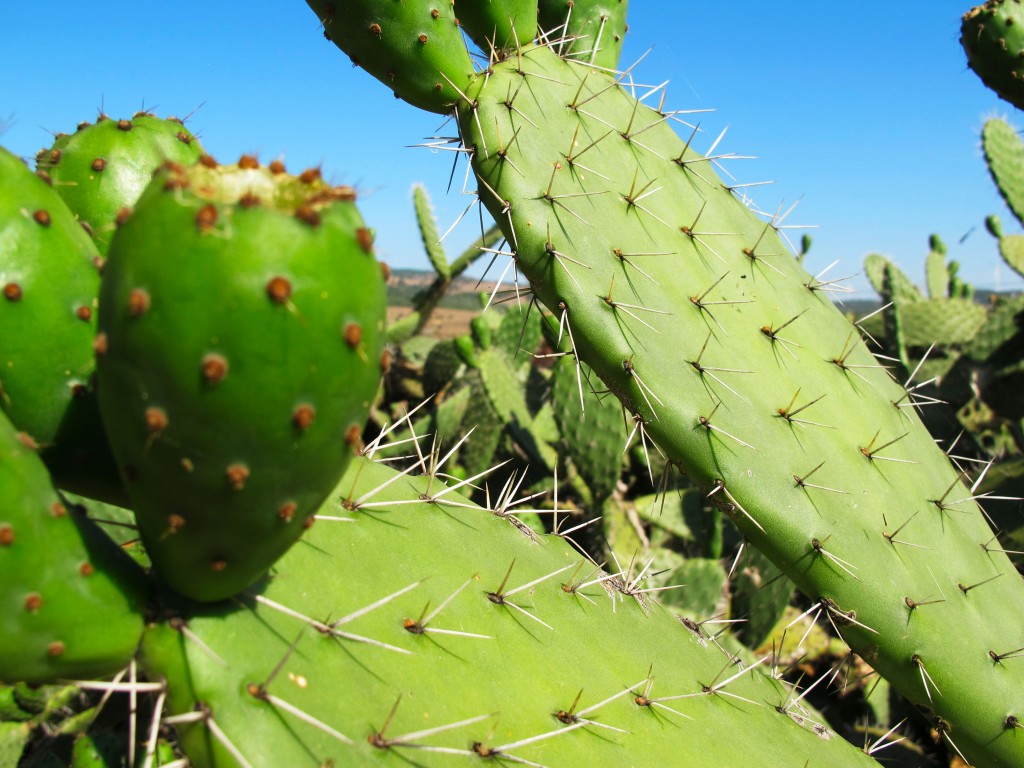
[963,0,1024,110]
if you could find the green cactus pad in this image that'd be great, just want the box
[457,43,1024,766]
[537,0,629,70]
[422,338,462,396]
[307,0,476,114]
[999,232,1024,277]
[551,356,623,503]
[37,113,203,255]
[140,454,878,768]
[965,293,1024,363]
[457,370,503,476]
[924,245,949,299]
[983,116,1024,227]
[897,298,988,348]
[493,303,543,360]
[478,347,531,428]
[0,146,124,506]
[0,411,147,685]
[962,0,1024,111]
[413,183,451,280]
[456,0,538,53]
[96,157,387,602]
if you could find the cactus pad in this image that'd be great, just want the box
[962,0,1024,111]
[37,113,203,255]
[0,411,147,685]
[95,156,387,601]
[455,42,1024,766]
[0,146,123,505]
[141,454,878,768]
[307,0,476,114]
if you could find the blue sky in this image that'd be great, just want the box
[3,2,1020,298]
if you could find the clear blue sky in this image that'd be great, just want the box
[3,2,1020,298]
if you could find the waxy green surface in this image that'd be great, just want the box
[97,159,387,602]
[459,43,1024,766]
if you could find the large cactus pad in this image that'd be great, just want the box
[96,157,388,601]
[457,43,1024,767]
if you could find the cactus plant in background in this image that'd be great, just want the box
[35,112,204,256]
[385,184,503,345]
[0,409,146,685]
[140,453,881,768]
[0,146,124,506]
[306,2,1024,765]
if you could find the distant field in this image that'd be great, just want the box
[386,306,480,339]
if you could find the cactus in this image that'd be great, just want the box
[0,146,125,506]
[140,452,878,768]
[308,4,1024,765]
[35,112,204,256]
[387,185,503,345]
[984,117,1024,280]
[924,235,949,299]
[537,0,630,70]
[0,409,146,685]
[307,0,476,113]
[551,354,623,505]
[457,0,537,53]
[962,0,1024,110]
[985,117,1024,228]
[95,156,388,601]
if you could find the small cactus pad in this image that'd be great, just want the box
[37,113,203,255]
[307,0,476,114]
[457,43,1024,767]
[141,455,878,768]
[0,411,147,685]
[0,145,123,505]
[962,0,1024,111]
[96,156,387,602]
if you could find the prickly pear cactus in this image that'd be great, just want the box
[307,0,476,113]
[457,0,537,52]
[460,40,1024,768]
[36,112,204,255]
[551,355,623,503]
[304,3,1024,763]
[537,0,629,69]
[0,410,146,685]
[983,117,1024,228]
[0,145,124,506]
[141,453,879,768]
[962,0,1024,111]
[95,156,388,601]
[455,40,1024,767]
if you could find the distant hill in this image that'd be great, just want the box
[387,268,509,311]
